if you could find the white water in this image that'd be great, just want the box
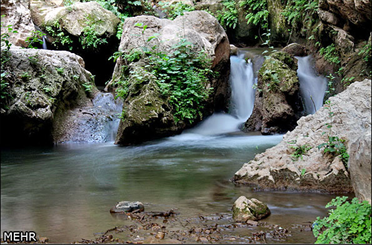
[42,36,47,49]
[181,55,256,138]
[296,55,328,114]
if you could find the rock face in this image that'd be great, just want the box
[232,196,270,222]
[0,0,35,47]
[53,92,122,144]
[0,47,96,145]
[244,50,303,134]
[234,79,371,193]
[43,2,120,38]
[348,131,371,204]
[108,11,230,145]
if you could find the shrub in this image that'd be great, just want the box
[313,196,372,244]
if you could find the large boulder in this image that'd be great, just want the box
[0,0,35,47]
[108,11,230,145]
[234,79,371,193]
[244,50,303,134]
[43,1,120,38]
[348,131,371,204]
[0,47,97,145]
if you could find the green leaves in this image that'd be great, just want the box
[216,0,238,29]
[313,197,372,244]
[317,135,349,167]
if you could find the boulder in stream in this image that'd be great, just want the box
[235,79,371,194]
[108,11,230,145]
[232,196,270,222]
[110,201,145,213]
[244,50,303,134]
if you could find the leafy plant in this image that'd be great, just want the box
[317,136,349,167]
[45,20,74,50]
[56,67,65,75]
[79,14,108,49]
[317,100,349,167]
[115,24,213,124]
[313,196,372,244]
[319,44,340,65]
[82,81,93,92]
[216,0,238,29]
[358,42,372,63]
[158,1,195,20]
[240,0,269,41]
[289,144,312,161]
[1,15,17,109]
[282,0,318,32]
[21,72,31,80]
[28,55,39,66]
[25,30,46,49]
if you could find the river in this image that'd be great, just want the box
[1,133,341,243]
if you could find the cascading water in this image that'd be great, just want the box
[178,54,256,137]
[42,36,48,49]
[296,55,328,114]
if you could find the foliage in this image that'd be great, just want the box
[158,1,195,20]
[282,0,318,31]
[319,44,340,65]
[317,136,349,167]
[56,67,65,75]
[1,15,17,109]
[240,0,269,39]
[313,196,372,244]
[114,24,213,124]
[317,100,349,167]
[216,0,238,29]
[79,14,108,49]
[45,20,74,50]
[289,144,312,161]
[25,30,46,49]
[358,42,372,64]
[261,67,280,92]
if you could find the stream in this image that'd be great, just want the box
[1,134,341,243]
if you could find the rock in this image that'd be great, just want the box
[318,0,371,32]
[108,11,230,145]
[244,51,303,134]
[282,43,307,57]
[38,237,49,243]
[53,92,123,144]
[155,232,165,240]
[110,201,145,213]
[235,79,371,193]
[230,44,238,55]
[43,2,120,38]
[0,0,36,47]
[0,47,96,146]
[232,196,270,222]
[349,131,371,204]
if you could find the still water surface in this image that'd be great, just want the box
[1,134,340,243]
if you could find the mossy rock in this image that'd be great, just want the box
[232,196,271,222]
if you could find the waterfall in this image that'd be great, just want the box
[42,36,48,50]
[180,54,256,137]
[296,55,328,114]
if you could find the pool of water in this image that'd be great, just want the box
[1,134,341,243]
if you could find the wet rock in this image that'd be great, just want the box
[282,43,307,57]
[0,47,96,146]
[108,11,230,145]
[244,51,303,134]
[235,79,371,193]
[230,44,238,55]
[232,196,270,222]
[110,201,145,213]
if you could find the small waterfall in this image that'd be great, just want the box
[42,36,48,50]
[180,54,256,137]
[296,55,328,114]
